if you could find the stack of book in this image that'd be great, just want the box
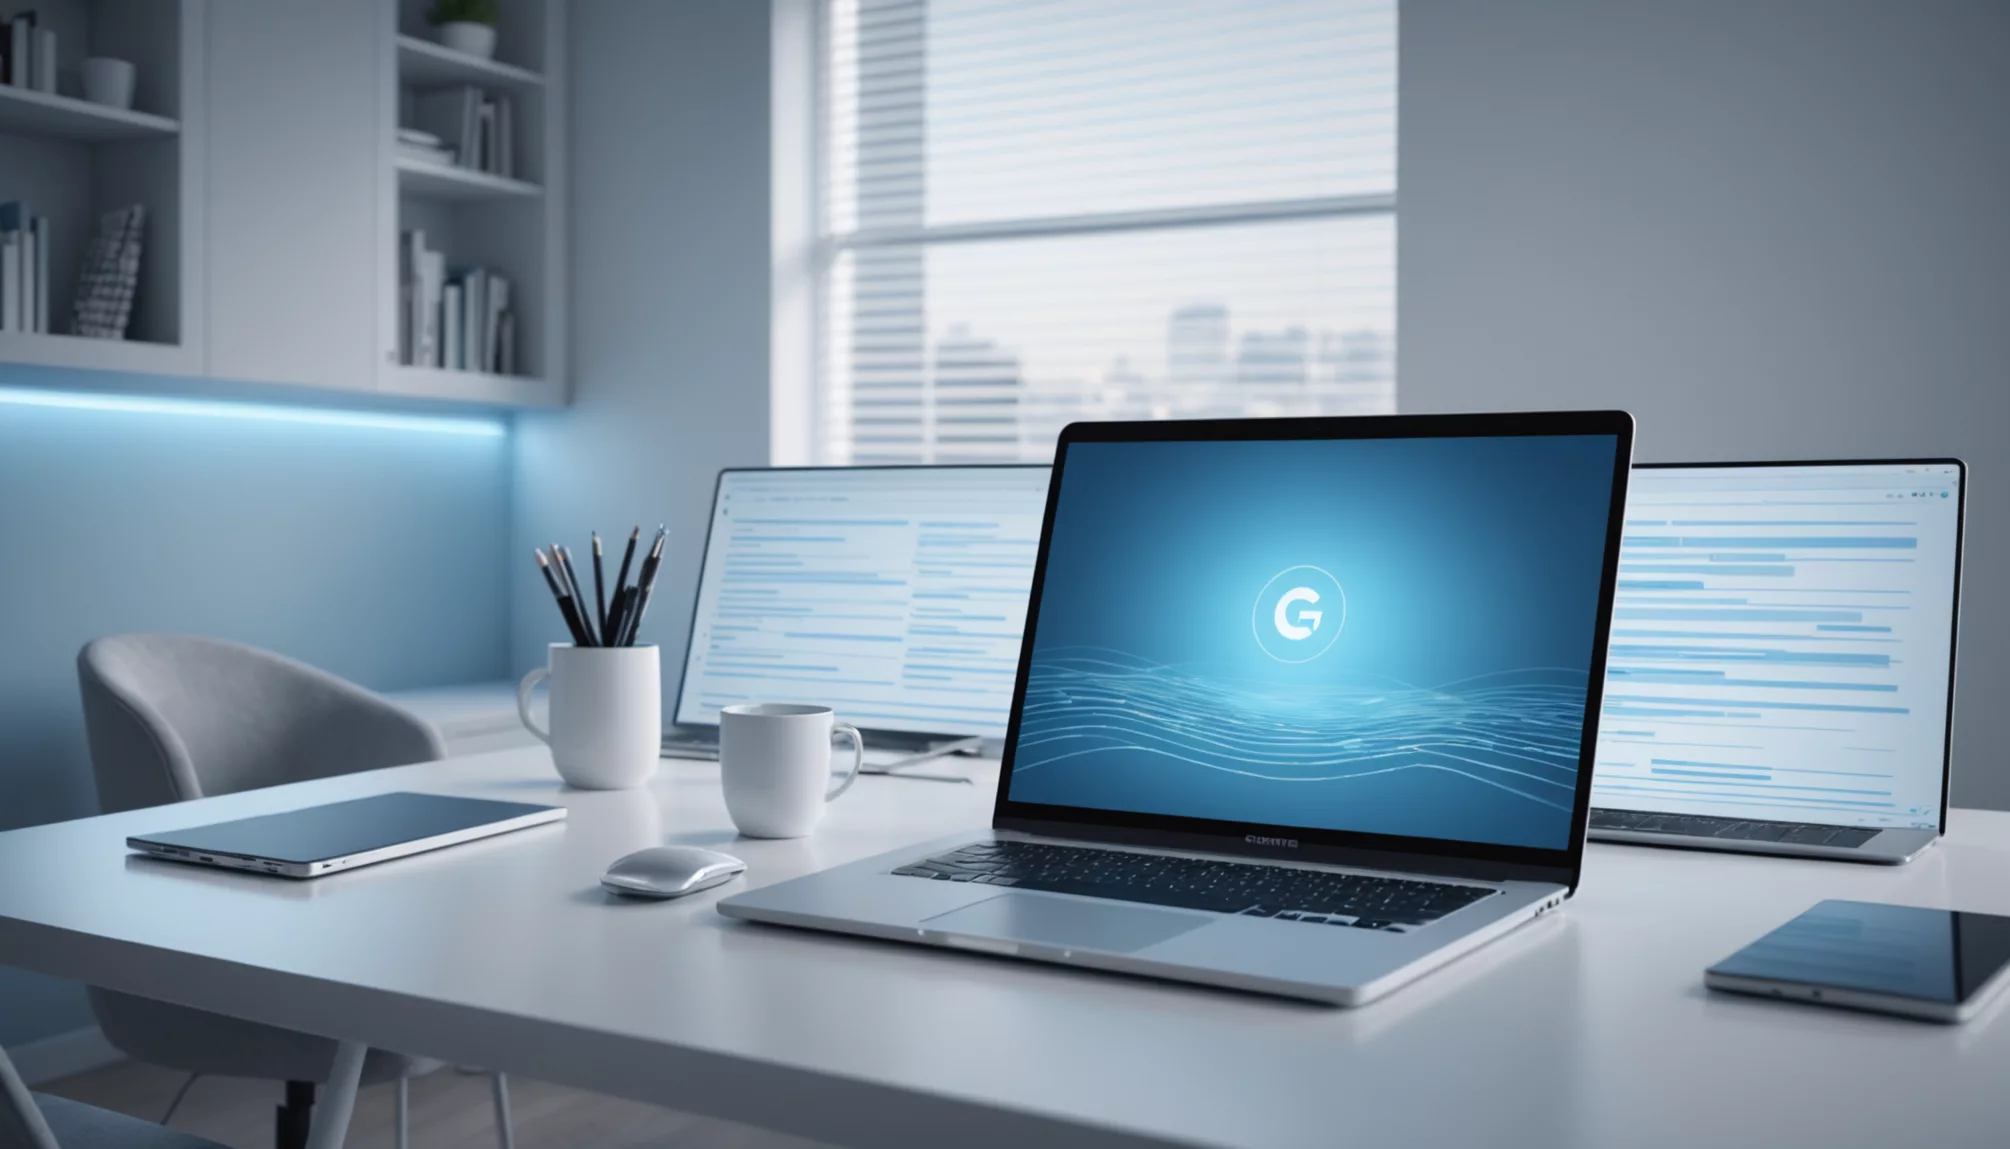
[0,200,51,334]
[1,10,57,93]
[410,86,515,178]
[397,127,456,167]
[401,229,515,375]
[73,205,144,340]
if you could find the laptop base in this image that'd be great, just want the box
[1588,824,1937,865]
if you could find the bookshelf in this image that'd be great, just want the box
[0,0,566,411]
[395,156,544,203]
[0,0,201,377]
[384,0,566,405]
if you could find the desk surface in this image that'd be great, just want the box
[2,749,2007,1149]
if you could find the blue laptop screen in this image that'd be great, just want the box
[1004,434,1621,851]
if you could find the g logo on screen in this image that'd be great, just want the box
[1251,565,1347,663]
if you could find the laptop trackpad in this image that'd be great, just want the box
[924,893,1209,954]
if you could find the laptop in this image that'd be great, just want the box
[128,792,567,878]
[1587,459,1965,864]
[660,465,1050,761]
[720,412,1635,1006]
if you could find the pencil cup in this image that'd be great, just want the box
[517,643,662,790]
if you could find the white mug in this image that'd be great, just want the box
[517,643,662,790]
[719,704,864,839]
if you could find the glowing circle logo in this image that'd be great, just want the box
[1251,565,1346,663]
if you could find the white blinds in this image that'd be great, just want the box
[820,0,1397,464]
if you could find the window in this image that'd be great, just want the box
[815,0,1397,464]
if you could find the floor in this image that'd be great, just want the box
[41,1059,831,1149]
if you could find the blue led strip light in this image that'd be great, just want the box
[0,387,506,438]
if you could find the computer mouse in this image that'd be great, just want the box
[601,846,746,900]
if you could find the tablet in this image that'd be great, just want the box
[1706,900,2010,1023]
[129,792,567,879]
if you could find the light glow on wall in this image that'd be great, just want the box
[0,387,508,438]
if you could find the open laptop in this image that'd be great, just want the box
[720,412,1635,1006]
[659,465,1050,762]
[1587,459,1965,863]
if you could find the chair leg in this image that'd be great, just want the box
[275,1081,314,1149]
[489,1072,515,1149]
[396,1077,410,1149]
[304,1040,368,1149]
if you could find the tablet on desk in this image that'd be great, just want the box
[129,792,566,879]
[1706,900,2010,1023]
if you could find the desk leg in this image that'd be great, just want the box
[304,1041,367,1149]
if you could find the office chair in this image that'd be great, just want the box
[75,635,514,1149]
[1,1042,228,1149]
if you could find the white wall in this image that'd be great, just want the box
[1399,0,2010,809]
[512,0,773,694]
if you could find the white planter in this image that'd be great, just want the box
[437,21,496,60]
[81,57,136,109]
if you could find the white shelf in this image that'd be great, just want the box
[0,331,194,375]
[0,83,180,142]
[384,364,563,407]
[396,156,543,201]
[396,34,545,92]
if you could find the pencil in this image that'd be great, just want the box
[605,526,640,642]
[619,528,668,646]
[591,532,608,638]
[534,549,594,647]
[555,544,597,645]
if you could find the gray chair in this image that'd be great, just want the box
[75,635,512,1149]
[1,1043,226,1149]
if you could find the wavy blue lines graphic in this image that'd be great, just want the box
[1010,648,1590,844]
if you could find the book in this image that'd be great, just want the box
[31,25,52,94]
[498,311,516,376]
[8,13,31,90]
[486,275,509,372]
[421,248,444,367]
[442,281,463,370]
[31,215,46,333]
[17,222,33,333]
[73,204,144,339]
[496,96,513,178]
[396,140,457,167]
[0,231,18,332]
[476,99,496,173]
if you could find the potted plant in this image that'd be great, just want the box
[429,0,499,60]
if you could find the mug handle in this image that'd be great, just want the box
[516,667,552,745]
[827,722,865,802]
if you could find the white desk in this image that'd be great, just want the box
[2,748,2007,1149]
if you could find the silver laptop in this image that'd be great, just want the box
[1587,459,1965,864]
[128,792,566,878]
[660,465,1050,761]
[720,412,1636,1006]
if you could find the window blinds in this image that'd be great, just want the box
[821,0,1397,463]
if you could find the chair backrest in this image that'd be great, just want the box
[0,1045,58,1149]
[77,634,448,814]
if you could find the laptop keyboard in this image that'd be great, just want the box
[1588,809,1880,848]
[893,840,1498,932]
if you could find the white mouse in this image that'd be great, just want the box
[601,846,746,900]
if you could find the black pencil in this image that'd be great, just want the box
[591,532,608,638]
[534,548,594,647]
[605,526,640,642]
[619,528,668,646]
[554,544,597,645]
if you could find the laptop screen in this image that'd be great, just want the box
[675,466,1050,736]
[1590,461,1963,830]
[1000,430,1625,853]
